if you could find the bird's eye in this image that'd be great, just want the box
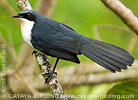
[27,13,31,17]
[25,13,35,21]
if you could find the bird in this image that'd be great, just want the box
[12,10,134,83]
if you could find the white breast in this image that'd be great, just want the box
[21,18,34,48]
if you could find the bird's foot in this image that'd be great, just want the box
[32,51,37,55]
[43,71,57,83]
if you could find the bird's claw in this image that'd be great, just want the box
[32,51,37,55]
[44,71,57,83]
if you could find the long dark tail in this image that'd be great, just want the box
[80,38,134,73]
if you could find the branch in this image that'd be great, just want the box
[3,61,138,92]
[35,0,56,18]
[92,24,137,53]
[101,0,138,35]
[15,0,68,99]
[58,61,138,86]
[38,61,138,88]
[0,0,20,25]
[16,0,32,10]
[34,52,67,100]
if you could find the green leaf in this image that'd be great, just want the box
[106,80,138,100]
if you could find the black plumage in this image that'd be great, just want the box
[13,10,134,73]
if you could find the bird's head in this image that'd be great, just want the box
[12,10,36,21]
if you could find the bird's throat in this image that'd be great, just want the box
[21,18,34,48]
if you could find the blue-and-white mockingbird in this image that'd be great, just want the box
[12,10,134,83]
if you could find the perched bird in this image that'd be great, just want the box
[12,10,134,82]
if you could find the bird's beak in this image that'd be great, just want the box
[11,14,22,18]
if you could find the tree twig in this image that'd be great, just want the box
[15,61,138,91]
[35,0,56,18]
[58,61,138,86]
[3,60,138,91]
[16,0,32,10]
[92,24,137,53]
[0,0,20,25]
[34,52,67,100]
[101,0,138,35]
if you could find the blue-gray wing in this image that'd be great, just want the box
[31,18,84,63]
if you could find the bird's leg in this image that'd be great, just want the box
[44,58,59,83]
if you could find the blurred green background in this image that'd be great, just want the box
[0,0,138,100]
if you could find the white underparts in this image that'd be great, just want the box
[21,18,34,48]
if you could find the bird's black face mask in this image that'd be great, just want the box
[12,12,36,21]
